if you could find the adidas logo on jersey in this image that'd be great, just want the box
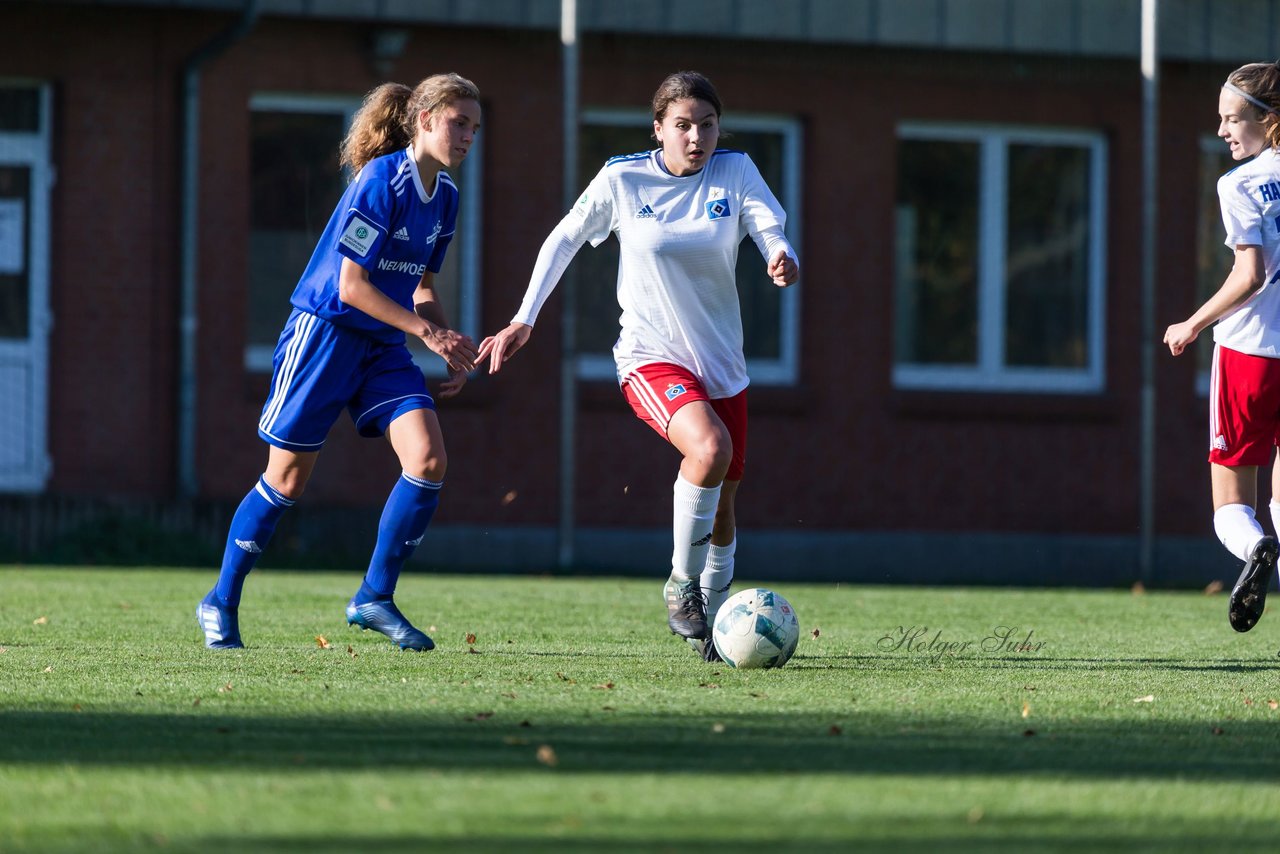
[636,204,655,219]
[392,226,410,241]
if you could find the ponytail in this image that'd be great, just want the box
[339,83,412,175]
[339,73,480,176]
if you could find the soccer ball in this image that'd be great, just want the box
[711,587,800,669]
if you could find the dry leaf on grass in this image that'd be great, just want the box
[1133,695,1155,703]
[41,666,51,673]
[592,682,615,690]
[33,616,48,625]
[347,645,357,659]
[828,725,843,736]
[811,628,821,639]
[536,744,558,767]
[1021,702,1031,719]
[1203,580,1224,595]
[1131,582,1146,595]
[465,633,477,645]
[315,635,331,649]
[218,682,233,693]
[1269,699,1279,710]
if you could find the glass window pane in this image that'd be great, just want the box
[248,110,348,352]
[0,88,39,132]
[0,166,31,338]
[1196,142,1237,375]
[728,129,786,361]
[895,139,979,365]
[1005,144,1091,368]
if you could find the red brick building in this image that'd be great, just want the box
[0,0,1265,583]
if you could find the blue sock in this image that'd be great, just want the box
[211,475,294,607]
[359,472,442,600]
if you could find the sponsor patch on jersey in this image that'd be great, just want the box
[664,383,687,401]
[706,198,730,220]
[340,215,376,256]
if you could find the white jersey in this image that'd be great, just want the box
[1213,146,1280,357]
[512,148,796,398]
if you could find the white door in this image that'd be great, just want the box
[0,83,51,491]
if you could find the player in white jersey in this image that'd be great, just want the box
[1165,61,1280,632]
[196,74,481,651]
[479,72,799,660]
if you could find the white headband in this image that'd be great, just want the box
[1224,80,1278,115]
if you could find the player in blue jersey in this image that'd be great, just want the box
[480,72,799,662]
[197,73,482,650]
[1165,60,1280,632]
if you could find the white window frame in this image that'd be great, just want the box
[244,93,483,377]
[574,107,802,385]
[0,80,52,492]
[894,123,1108,394]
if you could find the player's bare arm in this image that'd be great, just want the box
[414,273,475,398]
[477,322,532,375]
[1164,245,1265,356]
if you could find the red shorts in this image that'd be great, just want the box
[620,363,748,481]
[1208,344,1280,466]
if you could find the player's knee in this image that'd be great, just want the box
[687,433,731,480]
[406,449,447,482]
[268,472,308,501]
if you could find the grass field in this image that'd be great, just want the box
[2,566,1280,852]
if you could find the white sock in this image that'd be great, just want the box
[1214,503,1265,561]
[670,475,720,582]
[702,537,735,626]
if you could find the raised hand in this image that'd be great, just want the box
[477,323,533,374]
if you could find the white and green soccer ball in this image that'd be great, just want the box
[711,587,800,669]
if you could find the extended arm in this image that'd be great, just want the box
[478,216,591,373]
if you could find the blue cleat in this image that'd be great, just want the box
[197,593,244,649]
[346,598,434,651]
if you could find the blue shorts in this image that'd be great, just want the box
[257,309,435,452]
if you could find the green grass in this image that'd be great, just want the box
[2,567,1280,852]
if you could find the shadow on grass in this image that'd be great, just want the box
[2,707,1277,781]
[172,830,1276,854]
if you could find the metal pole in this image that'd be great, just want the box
[558,0,579,568]
[1139,0,1159,582]
[177,0,260,498]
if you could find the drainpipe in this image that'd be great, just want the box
[177,0,260,498]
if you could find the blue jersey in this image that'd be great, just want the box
[290,146,458,343]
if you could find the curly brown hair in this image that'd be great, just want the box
[339,73,480,175]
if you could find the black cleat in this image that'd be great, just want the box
[1229,535,1278,633]
[664,578,708,640]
